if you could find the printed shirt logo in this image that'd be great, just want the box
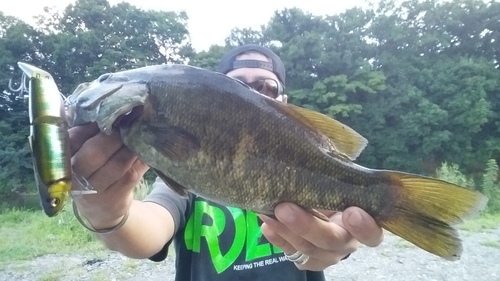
[183,199,287,274]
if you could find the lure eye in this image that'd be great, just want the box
[48,197,60,208]
[98,73,111,82]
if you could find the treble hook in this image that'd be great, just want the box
[8,72,29,99]
[8,69,67,102]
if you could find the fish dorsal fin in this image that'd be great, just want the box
[270,101,368,160]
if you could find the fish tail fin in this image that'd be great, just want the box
[379,171,488,260]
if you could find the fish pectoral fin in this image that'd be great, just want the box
[270,101,368,160]
[148,123,200,162]
[153,169,189,198]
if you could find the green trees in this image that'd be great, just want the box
[0,0,192,193]
[2,0,499,208]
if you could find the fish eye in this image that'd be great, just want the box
[98,73,111,82]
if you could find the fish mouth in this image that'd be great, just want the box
[112,105,144,130]
[94,84,149,134]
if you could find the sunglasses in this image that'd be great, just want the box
[244,78,285,99]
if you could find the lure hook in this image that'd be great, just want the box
[8,73,29,99]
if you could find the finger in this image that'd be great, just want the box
[260,214,340,262]
[68,123,100,155]
[260,220,340,271]
[260,215,295,254]
[342,207,384,247]
[85,146,140,192]
[105,158,150,195]
[74,158,149,221]
[71,132,124,178]
[96,158,149,213]
[106,159,149,193]
[294,256,334,271]
[125,158,150,187]
[274,203,354,251]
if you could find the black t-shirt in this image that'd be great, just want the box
[144,178,326,281]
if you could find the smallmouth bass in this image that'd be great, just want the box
[66,64,488,260]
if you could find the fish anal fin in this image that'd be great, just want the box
[381,209,462,261]
[307,208,331,222]
[258,208,330,222]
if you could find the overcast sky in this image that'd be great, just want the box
[1,0,368,51]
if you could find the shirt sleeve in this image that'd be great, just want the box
[142,176,192,262]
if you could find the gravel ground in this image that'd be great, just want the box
[1,228,499,281]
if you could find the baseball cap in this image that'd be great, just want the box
[218,44,286,85]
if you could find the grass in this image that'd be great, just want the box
[0,179,153,264]
[481,240,500,249]
[459,213,500,232]
[0,203,105,263]
[37,268,67,281]
[2,205,497,263]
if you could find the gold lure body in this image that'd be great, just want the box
[16,62,72,217]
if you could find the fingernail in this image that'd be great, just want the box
[258,214,273,223]
[347,210,363,228]
[276,204,296,223]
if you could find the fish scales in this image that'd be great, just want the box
[123,69,397,219]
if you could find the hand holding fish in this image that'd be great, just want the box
[260,203,383,271]
[68,122,149,230]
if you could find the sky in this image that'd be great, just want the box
[1,0,368,52]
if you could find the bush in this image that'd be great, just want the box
[481,159,500,213]
[435,160,500,214]
[435,162,475,189]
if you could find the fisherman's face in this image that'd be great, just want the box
[226,53,287,103]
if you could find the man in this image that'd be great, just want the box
[70,44,383,280]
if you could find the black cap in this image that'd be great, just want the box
[218,44,286,84]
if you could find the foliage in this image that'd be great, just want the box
[0,120,32,194]
[0,12,39,194]
[2,0,500,205]
[481,159,500,213]
[459,212,500,232]
[0,0,192,194]
[435,162,475,189]
[189,45,231,70]
[435,159,500,214]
